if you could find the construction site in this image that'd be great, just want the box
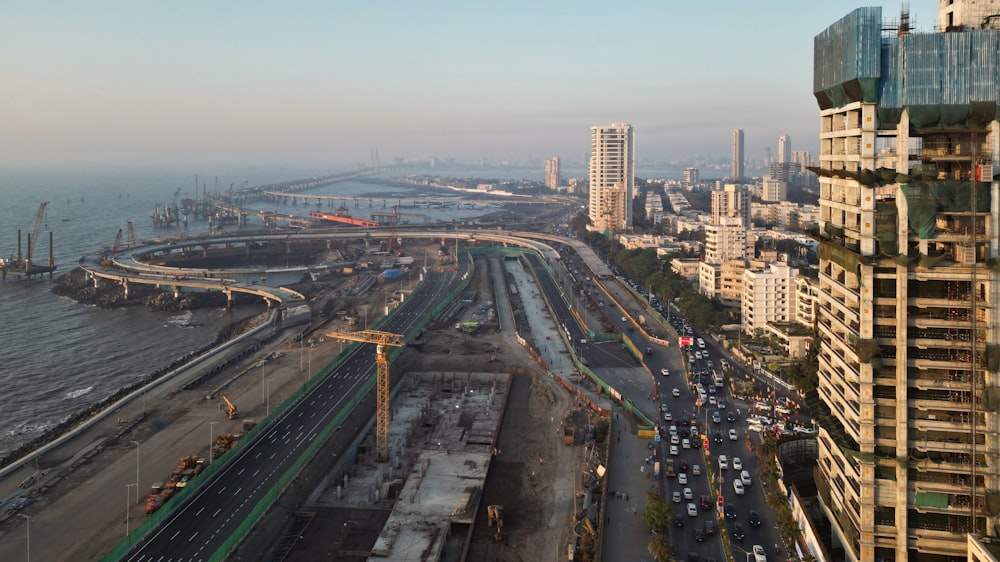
[0,225,615,562]
[0,201,57,280]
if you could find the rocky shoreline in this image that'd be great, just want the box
[52,267,243,311]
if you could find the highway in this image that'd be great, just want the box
[124,262,464,561]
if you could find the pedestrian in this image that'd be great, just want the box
[624,492,629,502]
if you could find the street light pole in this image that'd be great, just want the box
[261,360,266,405]
[266,379,271,417]
[125,483,137,536]
[130,440,140,503]
[17,513,29,562]
[209,421,220,465]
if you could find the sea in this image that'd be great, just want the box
[0,163,544,457]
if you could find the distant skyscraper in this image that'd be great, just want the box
[683,167,699,189]
[544,157,561,190]
[791,150,810,169]
[778,134,790,163]
[588,124,634,233]
[731,129,744,180]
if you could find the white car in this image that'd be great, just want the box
[678,472,688,485]
[718,455,728,470]
[753,544,768,562]
[695,351,703,360]
[660,368,670,376]
[670,445,679,456]
[671,434,680,445]
[741,470,752,486]
[672,490,682,503]
[672,388,681,397]
[732,457,743,470]
[733,479,745,495]
[682,438,691,449]
[692,464,701,476]
[669,425,678,435]
[683,487,693,500]
[687,502,698,517]
[729,428,739,441]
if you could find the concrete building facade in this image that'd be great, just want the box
[742,262,798,335]
[588,124,634,234]
[813,5,1000,561]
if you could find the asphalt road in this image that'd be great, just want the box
[124,265,462,561]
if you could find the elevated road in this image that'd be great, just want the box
[124,260,465,561]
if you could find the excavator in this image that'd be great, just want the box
[221,395,238,420]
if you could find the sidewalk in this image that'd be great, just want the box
[603,410,661,562]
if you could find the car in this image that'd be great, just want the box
[672,388,681,397]
[687,502,698,517]
[672,491,682,503]
[691,436,702,448]
[700,494,712,510]
[708,385,716,395]
[695,351,703,360]
[663,411,672,421]
[693,527,705,542]
[727,412,737,423]
[688,353,696,363]
[669,424,678,435]
[725,503,736,519]
[732,457,743,470]
[660,368,670,376]
[670,445,679,456]
[741,470,752,485]
[706,359,714,368]
[717,399,727,410]
[719,455,728,470]
[671,434,680,445]
[682,438,691,449]
[683,487,694,500]
[708,395,717,406]
[714,431,724,443]
[660,402,670,412]
[679,460,689,472]
[748,510,762,527]
[712,411,721,424]
[692,464,701,476]
[674,515,685,527]
[704,519,717,535]
[731,522,745,540]
[621,316,627,322]
[734,479,745,495]
[678,472,688,485]
[753,544,768,562]
[729,428,739,441]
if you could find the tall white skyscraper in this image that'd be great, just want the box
[544,157,561,190]
[732,129,745,180]
[778,134,790,163]
[588,124,634,233]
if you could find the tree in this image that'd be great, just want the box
[642,492,674,531]
[647,533,673,562]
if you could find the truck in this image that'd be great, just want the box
[563,424,575,446]
[665,458,676,477]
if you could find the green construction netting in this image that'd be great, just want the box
[918,253,949,268]
[870,357,883,370]
[906,103,997,132]
[900,181,990,240]
[856,339,880,362]
[825,222,845,238]
[985,344,1000,373]
[984,387,1000,411]
[806,165,910,187]
[914,491,950,508]
[987,491,1000,516]
[875,203,899,256]
[892,253,917,266]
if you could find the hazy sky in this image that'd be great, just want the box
[1,1,937,169]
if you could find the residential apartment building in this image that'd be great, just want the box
[588,124,634,234]
[683,167,699,190]
[544,157,561,190]
[742,263,798,335]
[732,128,745,180]
[812,5,1000,561]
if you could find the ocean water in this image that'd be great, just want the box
[0,164,507,456]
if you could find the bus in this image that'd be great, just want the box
[712,371,724,388]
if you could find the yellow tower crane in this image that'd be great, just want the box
[324,329,405,461]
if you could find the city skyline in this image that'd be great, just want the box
[2,1,936,168]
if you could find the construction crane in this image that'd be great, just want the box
[24,202,49,269]
[126,220,137,249]
[324,329,405,461]
[221,395,238,420]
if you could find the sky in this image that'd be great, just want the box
[1,1,939,170]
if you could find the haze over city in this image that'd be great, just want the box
[2,1,936,168]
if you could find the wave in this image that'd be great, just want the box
[65,386,94,400]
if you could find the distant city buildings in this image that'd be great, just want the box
[683,167,699,190]
[731,129,745,180]
[544,157,561,190]
[777,134,790,163]
[588,123,634,234]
